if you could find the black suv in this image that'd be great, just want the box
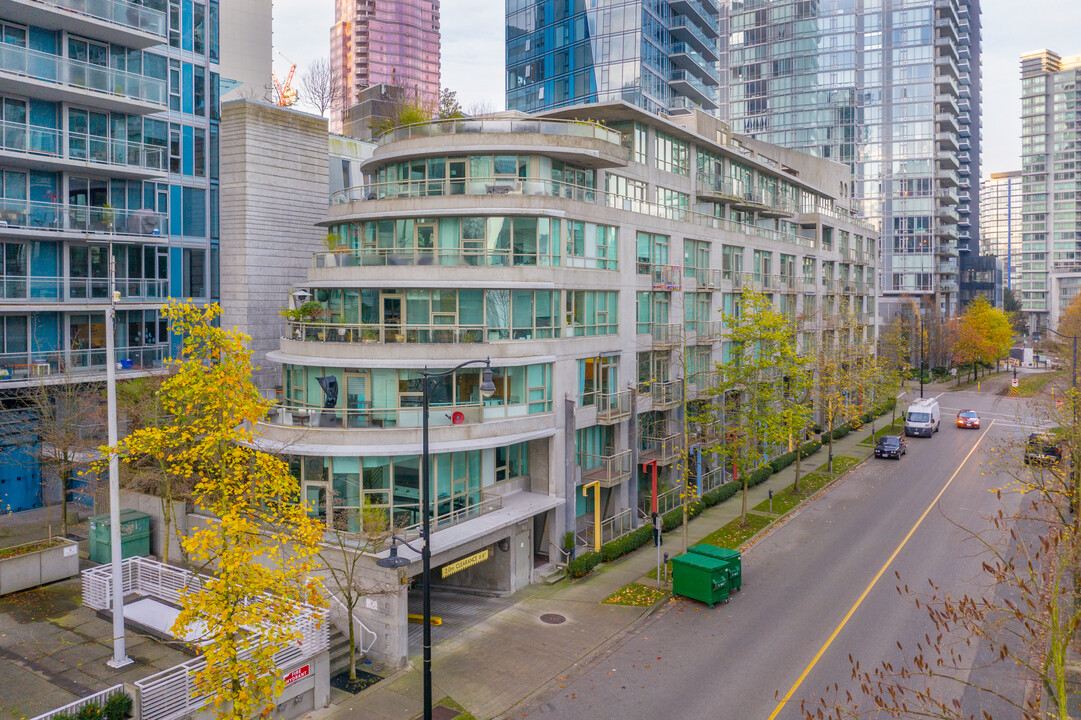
[1024,433,1063,465]
[875,435,907,459]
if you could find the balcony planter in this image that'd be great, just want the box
[0,537,80,596]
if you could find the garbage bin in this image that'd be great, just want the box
[671,552,729,607]
[88,509,151,564]
[689,544,742,592]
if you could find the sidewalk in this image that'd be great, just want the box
[314,429,876,720]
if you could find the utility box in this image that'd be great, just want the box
[671,552,729,607]
[689,544,742,592]
[88,509,151,564]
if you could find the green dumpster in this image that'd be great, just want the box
[689,544,742,592]
[88,509,151,564]
[671,552,729,608]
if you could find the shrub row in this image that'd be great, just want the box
[53,693,133,720]
[568,435,838,579]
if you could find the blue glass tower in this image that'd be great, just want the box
[0,0,220,510]
[506,0,720,115]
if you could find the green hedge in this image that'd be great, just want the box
[567,551,602,578]
[800,439,822,458]
[600,526,652,562]
[770,451,796,473]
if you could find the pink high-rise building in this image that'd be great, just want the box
[331,0,440,131]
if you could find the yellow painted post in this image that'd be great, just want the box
[583,481,601,552]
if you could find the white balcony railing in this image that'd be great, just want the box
[0,44,167,106]
[0,198,166,236]
[579,449,633,488]
[44,0,168,37]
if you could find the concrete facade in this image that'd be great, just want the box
[252,102,879,667]
[219,100,331,393]
[219,0,273,101]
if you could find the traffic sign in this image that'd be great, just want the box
[1012,378,1019,388]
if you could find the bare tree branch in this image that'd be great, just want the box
[299,57,342,117]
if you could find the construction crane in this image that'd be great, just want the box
[272,51,299,107]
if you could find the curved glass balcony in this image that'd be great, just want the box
[375,117,623,147]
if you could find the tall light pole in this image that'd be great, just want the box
[377,359,495,720]
[105,246,131,668]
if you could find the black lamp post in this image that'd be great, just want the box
[376,358,496,720]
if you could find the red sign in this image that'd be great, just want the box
[283,664,311,686]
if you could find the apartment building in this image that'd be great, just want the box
[980,171,1022,291]
[253,102,878,665]
[717,0,982,318]
[0,0,220,511]
[505,0,721,116]
[1020,50,1081,334]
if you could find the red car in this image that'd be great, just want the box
[956,410,981,429]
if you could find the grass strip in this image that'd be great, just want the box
[602,582,667,607]
[1016,371,1063,398]
[859,418,906,445]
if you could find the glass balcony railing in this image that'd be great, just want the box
[670,43,718,83]
[264,396,549,430]
[651,379,684,408]
[640,433,682,465]
[0,44,167,106]
[1,276,168,301]
[0,198,166,236]
[282,320,560,344]
[0,344,169,382]
[1,119,166,171]
[333,177,819,250]
[40,0,168,37]
[579,450,633,488]
[596,390,633,424]
[376,117,624,147]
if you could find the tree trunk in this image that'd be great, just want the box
[160,496,171,565]
[348,606,357,681]
[740,475,748,526]
[60,469,69,537]
[793,442,802,494]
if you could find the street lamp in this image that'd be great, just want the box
[376,358,495,720]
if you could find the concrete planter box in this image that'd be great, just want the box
[0,538,80,595]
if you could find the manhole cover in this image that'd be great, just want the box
[540,613,566,625]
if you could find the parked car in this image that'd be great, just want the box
[875,435,908,459]
[956,410,981,429]
[1024,433,1063,465]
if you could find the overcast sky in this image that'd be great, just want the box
[272,0,1077,178]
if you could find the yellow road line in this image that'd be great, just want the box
[764,420,995,720]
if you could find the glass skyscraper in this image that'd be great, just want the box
[332,0,440,130]
[1020,50,1081,335]
[0,0,220,511]
[980,170,1022,291]
[505,0,721,115]
[718,0,981,317]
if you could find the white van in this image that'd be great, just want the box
[904,398,940,437]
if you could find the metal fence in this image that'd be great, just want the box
[26,685,125,720]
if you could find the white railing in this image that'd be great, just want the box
[320,584,377,655]
[600,507,635,544]
[26,685,125,720]
[84,558,328,720]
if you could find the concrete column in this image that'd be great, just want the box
[563,395,577,556]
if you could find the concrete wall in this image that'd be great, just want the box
[220,100,330,393]
[218,0,272,102]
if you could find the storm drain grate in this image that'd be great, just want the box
[540,613,566,625]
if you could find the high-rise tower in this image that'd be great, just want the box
[980,171,1022,291]
[332,0,440,131]
[718,0,982,318]
[505,0,721,116]
[1020,50,1081,335]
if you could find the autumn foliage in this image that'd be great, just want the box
[103,302,324,720]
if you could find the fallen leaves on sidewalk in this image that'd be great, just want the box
[602,582,667,607]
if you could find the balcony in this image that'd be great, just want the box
[935,55,959,79]
[0,343,168,384]
[695,175,744,203]
[937,188,959,205]
[0,119,167,176]
[689,319,722,343]
[938,152,959,170]
[651,379,684,410]
[284,320,490,345]
[0,0,167,47]
[776,274,798,293]
[640,433,682,466]
[0,198,166,237]
[668,0,719,38]
[579,450,633,489]
[938,262,958,275]
[1,275,168,303]
[690,267,722,290]
[651,323,682,349]
[639,262,683,290]
[935,113,959,132]
[596,389,633,424]
[938,223,959,240]
[670,42,718,84]
[935,93,958,113]
[669,69,718,110]
[940,280,959,293]
[375,116,623,149]
[939,169,959,186]
[0,43,167,113]
[668,16,719,60]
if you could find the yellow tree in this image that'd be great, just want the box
[1056,290,1081,344]
[951,295,1013,382]
[103,302,324,720]
[712,288,801,525]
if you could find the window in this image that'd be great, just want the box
[655,131,689,175]
[182,247,205,297]
[567,291,617,336]
[495,443,529,484]
[578,355,618,406]
[565,221,617,269]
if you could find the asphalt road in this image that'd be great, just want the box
[518,388,1041,720]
